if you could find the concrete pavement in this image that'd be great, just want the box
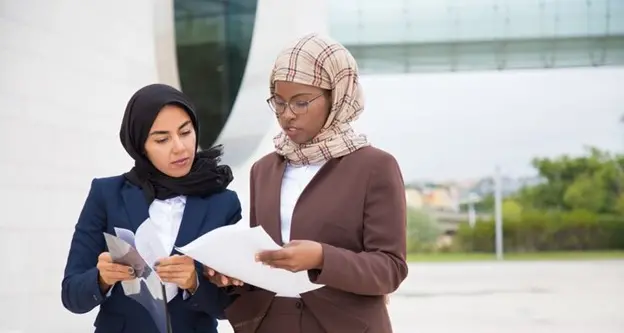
[217,260,624,333]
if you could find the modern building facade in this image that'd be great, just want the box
[330,0,624,74]
[0,0,326,332]
[1,0,623,332]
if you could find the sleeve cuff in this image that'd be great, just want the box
[182,275,200,300]
[87,267,106,305]
[307,243,337,285]
[105,283,115,297]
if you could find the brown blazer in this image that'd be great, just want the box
[224,146,408,333]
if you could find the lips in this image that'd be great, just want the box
[284,126,300,132]
[172,157,189,166]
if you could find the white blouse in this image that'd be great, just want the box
[279,163,324,244]
[106,196,193,301]
[277,162,324,298]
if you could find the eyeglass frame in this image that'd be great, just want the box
[266,92,325,116]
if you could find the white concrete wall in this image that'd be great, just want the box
[0,1,159,331]
[0,0,327,332]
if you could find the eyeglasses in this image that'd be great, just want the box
[266,92,324,115]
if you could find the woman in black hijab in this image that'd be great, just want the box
[61,83,242,333]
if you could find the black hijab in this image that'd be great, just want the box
[119,83,233,204]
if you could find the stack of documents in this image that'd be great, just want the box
[177,224,323,297]
[103,226,170,333]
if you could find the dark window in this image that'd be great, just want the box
[174,0,258,148]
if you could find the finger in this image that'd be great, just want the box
[103,271,134,281]
[220,275,229,286]
[157,255,192,266]
[207,268,215,276]
[207,276,225,287]
[158,272,188,280]
[98,252,113,263]
[256,250,289,262]
[283,240,302,248]
[109,263,135,275]
[160,277,186,286]
[265,259,294,270]
[160,273,194,284]
[99,262,134,275]
[232,279,244,286]
[155,264,186,274]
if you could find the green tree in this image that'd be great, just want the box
[563,174,607,212]
[518,147,624,215]
[502,199,523,222]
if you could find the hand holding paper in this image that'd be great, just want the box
[176,224,323,297]
[96,252,135,291]
[203,266,244,287]
[255,240,324,272]
[154,255,198,292]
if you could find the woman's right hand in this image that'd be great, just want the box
[96,252,135,292]
[202,266,244,287]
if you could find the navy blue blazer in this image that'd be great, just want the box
[61,175,241,333]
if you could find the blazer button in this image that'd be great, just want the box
[93,294,98,301]
[295,301,302,309]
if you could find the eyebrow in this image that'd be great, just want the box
[149,120,192,136]
[274,92,316,99]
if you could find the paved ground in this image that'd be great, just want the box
[1,260,621,332]
[217,260,624,333]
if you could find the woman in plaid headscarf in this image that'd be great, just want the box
[205,33,408,333]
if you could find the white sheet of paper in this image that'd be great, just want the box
[103,233,169,333]
[113,225,177,302]
[176,224,323,297]
[134,218,178,302]
[114,227,136,247]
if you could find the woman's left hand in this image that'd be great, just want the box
[256,240,323,272]
[155,255,198,292]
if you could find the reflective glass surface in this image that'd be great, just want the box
[329,0,624,73]
[174,0,258,147]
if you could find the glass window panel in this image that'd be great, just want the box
[332,0,624,73]
[174,0,258,148]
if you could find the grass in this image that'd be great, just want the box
[407,250,624,262]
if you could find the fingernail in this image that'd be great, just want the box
[254,255,259,261]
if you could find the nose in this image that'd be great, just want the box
[171,135,185,153]
[279,107,296,122]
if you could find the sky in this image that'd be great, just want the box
[351,67,624,183]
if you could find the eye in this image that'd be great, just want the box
[294,101,309,107]
[180,130,192,136]
[155,138,168,144]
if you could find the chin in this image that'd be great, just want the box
[287,134,308,145]
[167,168,191,178]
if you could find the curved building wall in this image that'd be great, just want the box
[0,1,160,332]
[0,0,327,332]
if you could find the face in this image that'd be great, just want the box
[273,81,331,144]
[144,104,196,178]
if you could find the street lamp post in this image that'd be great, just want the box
[620,114,624,152]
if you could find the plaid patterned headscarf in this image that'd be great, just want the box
[270,33,370,166]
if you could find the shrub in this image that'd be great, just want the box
[454,209,624,252]
[406,208,443,253]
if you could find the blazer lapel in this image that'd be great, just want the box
[289,158,339,240]
[173,196,208,251]
[121,183,150,232]
[264,156,287,245]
